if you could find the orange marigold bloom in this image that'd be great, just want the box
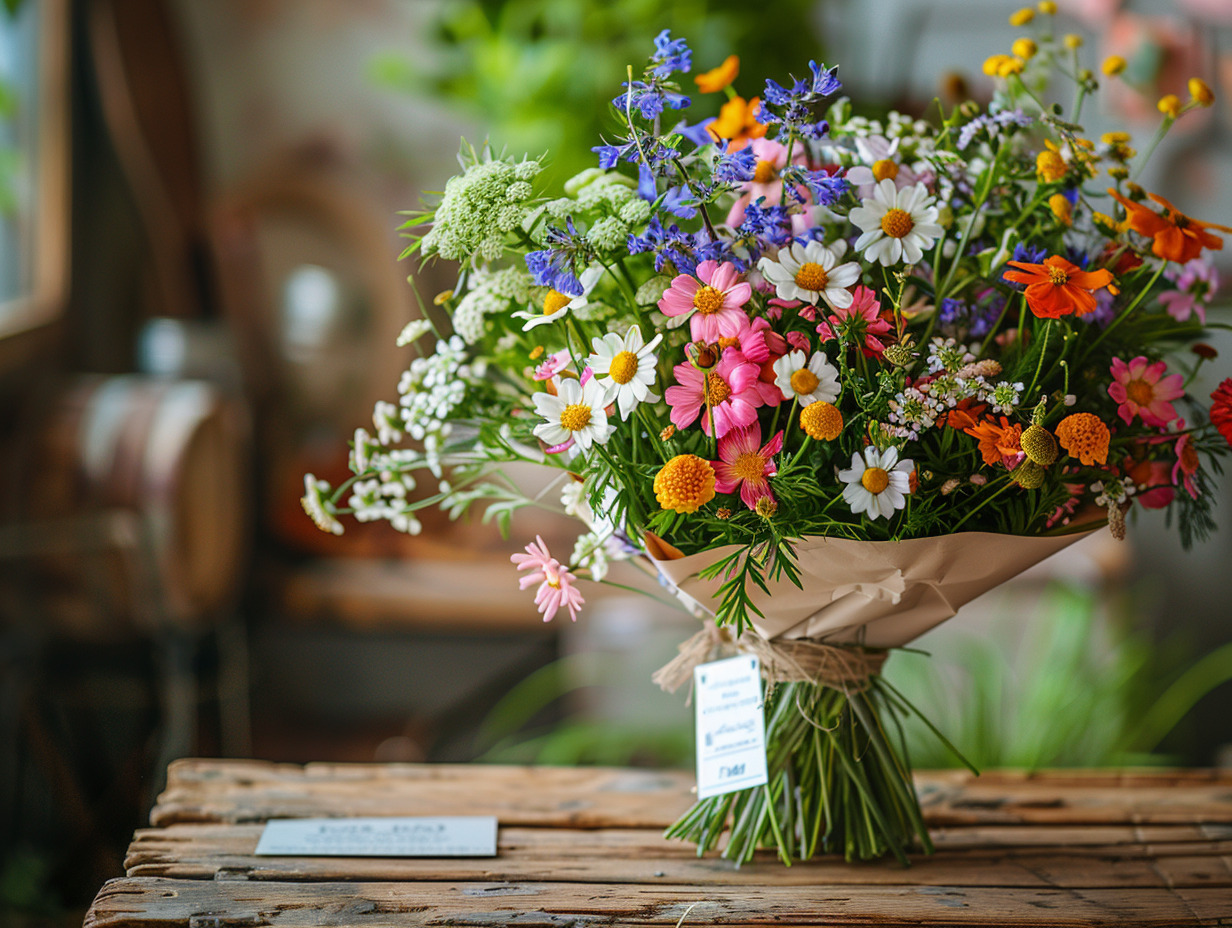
[964,416,1023,467]
[653,454,716,514]
[1003,255,1115,319]
[1108,188,1232,265]
[1055,412,1111,466]
[695,55,739,94]
[706,95,767,151]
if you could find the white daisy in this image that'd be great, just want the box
[586,324,663,421]
[532,376,614,452]
[757,240,861,308]
[514,266,603,330]
[849,179,944,267]
[838,446,914,521]
[772,350,841,406]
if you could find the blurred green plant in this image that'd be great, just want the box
[371,0,826,191]
[885,581,1232,769]
[477,582,1232,770]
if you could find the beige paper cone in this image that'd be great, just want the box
[646,529,1100,649]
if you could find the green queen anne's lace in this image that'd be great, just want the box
[420,152,542,263]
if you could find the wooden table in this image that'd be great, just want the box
[85,760,1232,926]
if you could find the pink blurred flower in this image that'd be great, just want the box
[533,350,571,381]
[511,535,584,623]
[712,423,784,510]
[1173,427,1201,498]
[817,285,893,358]
[726,138,794,228]
[1108,356,1183,426]
[665,348,764,438]
[1046,483,1086,527]
[657,260,752,343]
[1158,258,1219,324]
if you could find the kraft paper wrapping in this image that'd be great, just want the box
[645,529,1099,649]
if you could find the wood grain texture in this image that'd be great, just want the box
[83,761,1232,927]
[84,876,1232,927]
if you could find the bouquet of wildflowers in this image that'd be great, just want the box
[304,5,1232,864]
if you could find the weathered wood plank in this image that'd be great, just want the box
[121,822,1232,889]
[151,761,695,828]
[150,760,1232,829]
[83,876,1232,927]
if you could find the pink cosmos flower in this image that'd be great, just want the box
[816,285,893,358]
[785,331,811,352]
[1173,427,1200,498]
[511,535,584,623]
[1158,258,1219,324]
[726,138,793,228]
[657,260,752,343]
[1108,356,1183,427]
[733,317,788,406]
[665,348,764,438]
[1135,460,1176,509]
[712,423,784,510]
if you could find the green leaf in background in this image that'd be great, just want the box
[376,0,828,192]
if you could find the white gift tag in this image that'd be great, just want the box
[694,654,769,799]
[254,816,498,857]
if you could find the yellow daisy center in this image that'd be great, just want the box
[609,350,639,385]
[790,368,820,395]
[753,159,777,183]
[1047,264,1069,285]
[861,467,890,494]
[559,403,593,432]
[653,454,717,514]
[693,285,725,315]
[732,452,766,482]
[703,373,731,406]
[872,159,899,182]
[1125,379,1154,406]
[794,262,829,291]
[880,208,914,239]
[544,290,572,315]
[800,401,843,441]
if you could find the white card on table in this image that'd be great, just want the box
[254,816,498,857]
[694,654,769,800]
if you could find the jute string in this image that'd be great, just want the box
[652,625,886,695]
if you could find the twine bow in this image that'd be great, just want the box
[652,625,886,695]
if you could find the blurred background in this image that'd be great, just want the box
[1,0,1230,923]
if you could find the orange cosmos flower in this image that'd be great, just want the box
[707,95,767,151]
[695,55,739,93]
[1002,255,1115,319]
[964,416,1024,468]
[1107,188,1232,264]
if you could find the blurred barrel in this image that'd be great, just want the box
[18,375,249,636]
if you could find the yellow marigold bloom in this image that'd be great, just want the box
[1063,33,1084,50]
[998,56,1026,78]
[1049,192,1073,226]
[659,424,676,441]
[1101,131,1130,145]
[1009,7,1035,26]
[1189,77,1214,107]
[1012,37,1038,60]
[433,289,454,305]
[983,54,1010,76]
[1056,413,1110,466]
[1102,55,1127,76]
[1092,211,1118,231]
[695,55,740,94]
[800,401,843,441]
[1036,146,1067,182]
[529,345,544,360]
[1107,165,1129,180]
[653,454,716,514]
[1157,93,1182,118]
[1038,0,1057,14]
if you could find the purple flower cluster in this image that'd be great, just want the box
[759,61,841,140]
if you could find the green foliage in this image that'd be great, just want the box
[372,0,826,191]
